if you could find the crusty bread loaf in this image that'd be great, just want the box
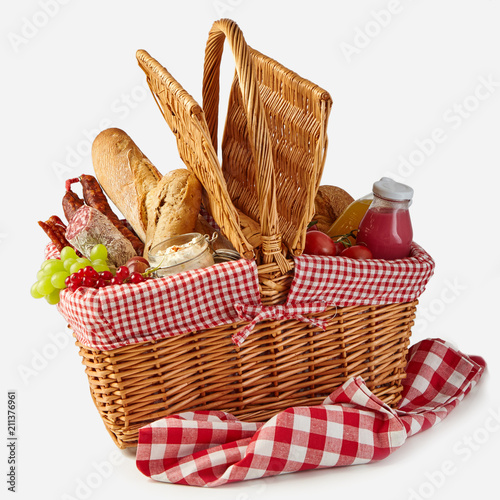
[91,128,162,242]
[313,185,354,233]
[144,168,202,257]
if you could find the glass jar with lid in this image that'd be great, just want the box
[356,177,414,260]
[148,233,215,277]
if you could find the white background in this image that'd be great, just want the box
[2,1,499,499]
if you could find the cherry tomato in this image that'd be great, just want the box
[303,231,337,256]
[334,241,346,255]
[340,245,373,260]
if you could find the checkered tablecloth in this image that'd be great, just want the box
[135,338,486,487]
[48,242,434,350]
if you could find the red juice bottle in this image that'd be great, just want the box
[356,177,414,260]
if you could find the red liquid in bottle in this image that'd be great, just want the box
[357,207,413,260]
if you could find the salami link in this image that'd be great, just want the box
[38,220,66,252]
[79,174,144,255]
[38,215,81,255]
[47,215,66,229]
[65,206,136,267]
[62,189,85,224]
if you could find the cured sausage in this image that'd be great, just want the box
[38,220,66,252]
[47,215,66,228]
[38,216,80,255]
[79,174,144,256]
[65,206,136,267]
[62,189,85,223]
[79,174,116,216]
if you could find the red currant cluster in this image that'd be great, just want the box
[114,265,146,284]
[65,265,146,292]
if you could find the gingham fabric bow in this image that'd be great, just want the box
[47,242,434,350]
[232,302,330,346]
[136,338,486,487]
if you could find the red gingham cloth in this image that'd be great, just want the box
[232,302,330,346]
[57,258,261,351]
[48,242,434,349]
[135,338,486,487]
[45,243,61,260]
[230,242,434,345]
[287,242,435,307]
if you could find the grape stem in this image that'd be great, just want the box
[142,257,167,278]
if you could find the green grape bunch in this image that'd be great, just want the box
[31,244,110,305]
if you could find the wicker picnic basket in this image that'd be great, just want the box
[75,19,423,449]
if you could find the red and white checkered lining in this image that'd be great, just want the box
[47,242,434,350]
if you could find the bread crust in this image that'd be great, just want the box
[313,185,354,233]
[144,169,202,257]
[91,128,162,242]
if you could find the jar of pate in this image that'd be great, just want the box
[148,233,215,277]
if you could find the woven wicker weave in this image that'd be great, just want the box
[138,19,332,278]
[78,301,417,449]
[202,20,332,261]
[73,19,421,449]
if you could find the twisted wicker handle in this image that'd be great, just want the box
[202,19,289,272]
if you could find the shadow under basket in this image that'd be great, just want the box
[76,300,417,449]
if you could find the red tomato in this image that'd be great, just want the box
[340,245,373,260]
[303,231,337,256]
[334,241,346,255]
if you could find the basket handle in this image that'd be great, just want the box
[202,19,290,273]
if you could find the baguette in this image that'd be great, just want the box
[144,168,202,257]
[91,128,162,242]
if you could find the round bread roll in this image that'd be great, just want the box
[313,185,354,233]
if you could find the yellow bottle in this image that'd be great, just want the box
[326,194,373,244]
